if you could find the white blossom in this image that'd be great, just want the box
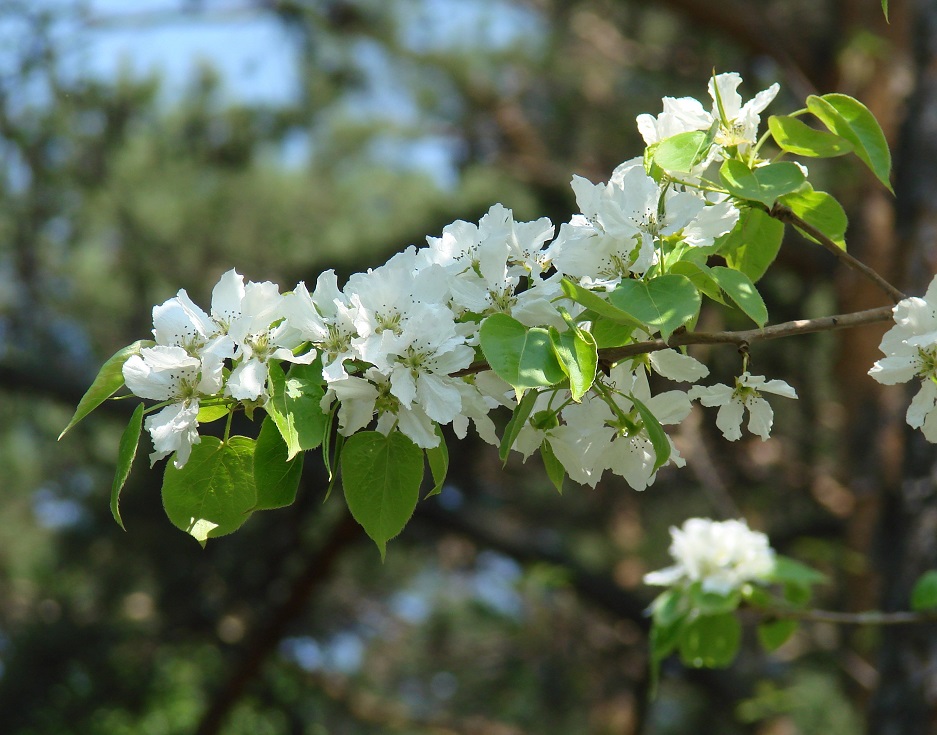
[869,277,937,441]
[644,517,776,595]
[122,345,204,468]
[689,372,797,441]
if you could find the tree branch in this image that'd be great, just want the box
[755,607,937,626]
[771,204,908,303]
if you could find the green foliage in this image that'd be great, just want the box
[549,327,597,402]
[710,265,768,326]
[111,403,144,530]
[266,361,328,460]
[910,570,937,611]
[629,394,671,471]
[757,618,799,652]
[539,439,565,493]
[59,340,152,439]
[499,388,539,462]
[253,416,304,511]
[679,612,742,668]
[719,207,786,283]
[719,160,806,208]
[479,314,566,396]
[559,278,642,328]
[780,185,849,249]
[768,115,854,157]
[806,93,893,192]
[651,125,717,173]
[424,426,449,498]
[608,274,701,341]
[161,436,258,545]
[340,430,424,558]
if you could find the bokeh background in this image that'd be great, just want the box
[1,1,935,733]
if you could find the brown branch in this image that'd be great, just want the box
[452,305,896,378]
[755,607,937,626]
[771,204,908,303]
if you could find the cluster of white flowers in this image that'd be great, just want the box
[869,276,937,441]
[121,72,802,488]
[644,517,776,595]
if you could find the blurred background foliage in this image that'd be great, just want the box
[0,0,933,733]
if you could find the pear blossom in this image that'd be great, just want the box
[689,372,797,441]
[869,276,937,441]
[548,164,707,284]
[644,517,776,595]
[636,72,779,157]
[122,345,204,468]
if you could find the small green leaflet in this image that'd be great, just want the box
[161,436,258,546]
[651,124,717,173]
[806,93,893,193]
[767,115,854,157]
[910,570,937,611]
[719,207,785,283]
[629,394,671,471]
[196,404,231,423]
[499,388,539,463]
[678,613,742,668]
[709,266,768,327]
[266,361,328,460]
[479,313,566,396]
[719,160,806,208]
[757,619,798,652]
[253,416,304,510]
[882,0,889,22]
[540,439,565,494]
[559,278,643,328]
[549,327,597,402]
[779,185,848,250]
[424,425,449,498]
[111,403,144,530]
[341,430,424,559]
[669,261,726,305]
[608,274,700,342]
[59,339,154,439]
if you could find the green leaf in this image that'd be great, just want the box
[111,403,144,531]
[266,361,328,460]
[424,426,448,498]
[757,619,798,652]
[253,416,304,510]
[540,439,565,494]
[549,327,597,402]
[768,115,854,157]
[499,389,539,463]
[608,274,700,342]
[589,319,634,349]
[719,207,786,283]
[559,278,643,328]
[688,584,742,615]
[911,570,937,611]
[196,404,231,423]
[479,314,566,396]
[769,556,827,588]
[710,266,768,327]
[779,185,848,249]
[341,430,424,559]
[669,261,726,305]
[59,340,153,439]
[719,159,806,208]
[651,588,690,627]
[161,436,257,546]
[807,93,893,192]
[629,394,671,471]
[882,0,889,22]
[678,613,742,669]
[652,127,716,173]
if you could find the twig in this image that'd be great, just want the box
[771,204,908,304]
[755,607,937,626]
[451,304,896,378]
